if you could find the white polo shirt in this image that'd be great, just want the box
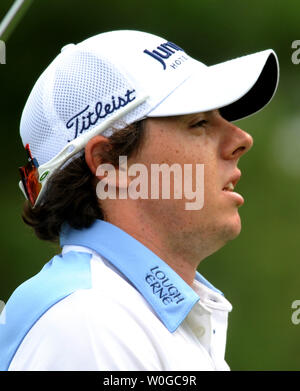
[0,220,232,371]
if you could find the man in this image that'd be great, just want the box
[0,30,279,370]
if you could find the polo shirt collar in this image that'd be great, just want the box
[60,219,222,333]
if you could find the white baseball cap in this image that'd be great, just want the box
[19,29,279,206]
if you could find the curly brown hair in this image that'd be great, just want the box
[21,120,146,243]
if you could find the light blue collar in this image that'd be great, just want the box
[60,219,222,332]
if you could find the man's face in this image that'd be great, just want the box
[128,110,253,261]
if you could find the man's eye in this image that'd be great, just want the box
[191,120,208,128]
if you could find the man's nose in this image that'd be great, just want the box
[221,121,253,160]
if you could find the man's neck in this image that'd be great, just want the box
[105,209,202,286]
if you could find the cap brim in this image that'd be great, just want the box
[147,49,279,122]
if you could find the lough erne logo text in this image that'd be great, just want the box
[145,266,185,305]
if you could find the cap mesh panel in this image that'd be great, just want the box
[20,49,150,166]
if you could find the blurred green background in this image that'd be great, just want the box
[1,0,300,371]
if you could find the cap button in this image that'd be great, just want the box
[61,43,76,53]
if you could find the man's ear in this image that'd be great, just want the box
[85,135,128,192]
[85,135,110,176]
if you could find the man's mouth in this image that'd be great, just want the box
[222,172,244,205]
[222,174,240,192]
[222,182,235,192]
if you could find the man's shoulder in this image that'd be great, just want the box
[6,249,167,370]
[1,248,155,369]
[38,248,160,332]
[11,246,157,333]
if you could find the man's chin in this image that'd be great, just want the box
[225,214,242,241]
[214,213,242,246]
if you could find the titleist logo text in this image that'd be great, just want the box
[66,89,136,141]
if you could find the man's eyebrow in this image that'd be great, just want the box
[184,109,219,119]
[162,110,219,124]
[178,111,214,122]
